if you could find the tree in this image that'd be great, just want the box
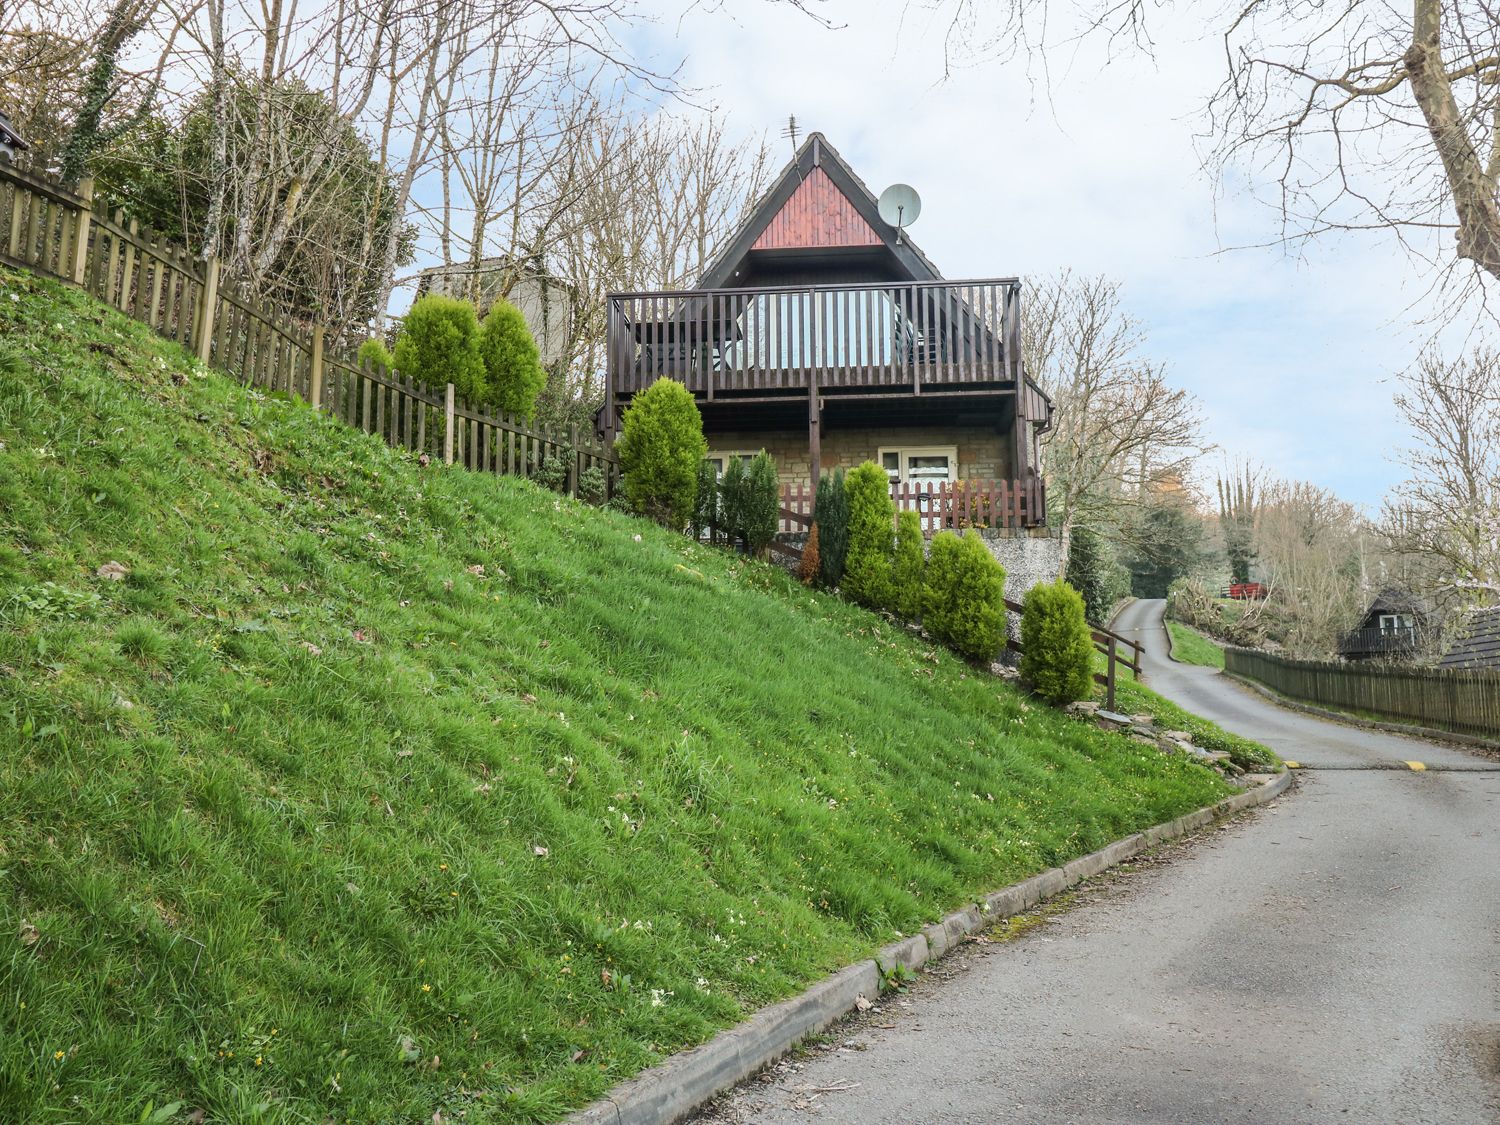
[393,294,485,402]
[692,459,719,542]
[615,378,706,529]
[814,470,850,587]
[923,531,1008,662]
[478,300,546,419]
[1065,523,1129,623]
[1122,499,1206,600]
[1024,271,1206,572]
[842,461,896,610]
[892,509,926,619]
[1217,462,1262,586]
[1020,579,1094,705]
[1383,348,1500,606]
[926,2,1500,286]
[743,451,781,558]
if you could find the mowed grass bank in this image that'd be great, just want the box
[1166,621,1226,669]
[0,267,1231,1123]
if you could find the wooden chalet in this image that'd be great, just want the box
[1336,589,1430,662]
[602,133,1052,531]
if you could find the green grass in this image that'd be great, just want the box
[1166,621,1225,669]
[0,266,1234,1123]
[1092,650,1280,774]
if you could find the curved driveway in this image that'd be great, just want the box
[697,600,1500,1124]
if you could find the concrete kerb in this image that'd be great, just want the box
[566,769,1294,1125]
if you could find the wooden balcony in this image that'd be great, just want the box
[607,277,1022,401]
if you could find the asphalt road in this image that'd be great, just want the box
[695,600,1500,1125]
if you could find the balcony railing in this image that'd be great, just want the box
[607,277,1021,398]
[777,478,1043,535]
[1337,626,1419,658]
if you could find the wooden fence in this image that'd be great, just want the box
[0,163,618,496]
[778,478,1042,535]
[1225,646,1500,740]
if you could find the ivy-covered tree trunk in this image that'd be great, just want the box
[59,0,156,182]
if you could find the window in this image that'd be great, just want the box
[1378,614,1413,636]
[878,446,958,485]
[706,451,757,479]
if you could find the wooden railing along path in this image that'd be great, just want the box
[1225,646,1500,740]
[0,163,618,496]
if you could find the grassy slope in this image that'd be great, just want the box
[1165,621,1226,669]
[0,267,1232,1124]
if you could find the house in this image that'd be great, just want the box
[416,257,571,368]
[601,133,1053,537]
[1437,606,1500,670]
[1336,589,1431,662]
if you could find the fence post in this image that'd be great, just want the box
[443,382,456,465]
[70,177,94,285]
[195,255,220,363]
[1106,636,1118,712]
[309,324,325,410]
[568,422,579,496]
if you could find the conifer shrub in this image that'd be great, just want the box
[814,469,850,587]
[842,461,896,610]
[923,531,1007,662]
[799,522,822,584]
[578,464,608,506]
[393,294,486,402]
[533,451,569,493]
[719,457,748,544]
[892,509,926,619]
[356,337,394,372]
[616,378,707,528]
[478,299,547,419]
[692,459,719,540]
[744,450,781,558]
[1020,578,1095,705]
[1065,523,1129,623]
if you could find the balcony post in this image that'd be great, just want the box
[808,383,821,488]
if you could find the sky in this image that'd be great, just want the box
[621,0,1481,511]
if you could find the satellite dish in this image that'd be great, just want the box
[878,183,922,231]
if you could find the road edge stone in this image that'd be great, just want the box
[566,770,1293,1125]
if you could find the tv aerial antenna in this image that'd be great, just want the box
[782,115,801,154]
[877,183,922,245]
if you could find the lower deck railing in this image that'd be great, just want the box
[778,478,1044,534]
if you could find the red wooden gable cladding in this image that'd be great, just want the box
[751,167,881,251]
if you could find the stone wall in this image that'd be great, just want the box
[706,424,1015,484]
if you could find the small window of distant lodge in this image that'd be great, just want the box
[706,451,758,478]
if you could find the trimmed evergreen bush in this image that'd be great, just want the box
[356,337,394,372]
[892,509,926,619]
[842,461,896,609]
[478,300,547,419]
[814,469,850,587]
[799,523,822,584]
[923,531,1007,662]
[1020,579,1095,705]
[615,378,707,528]
[692,459,719,540]
[719,457,747,544]
[578,464,607,506]
[744,451,780,558]
[393,294,486,403]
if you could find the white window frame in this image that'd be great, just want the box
[1378,613,1413,635]
[706,451,759,479]
[877,445,959,485]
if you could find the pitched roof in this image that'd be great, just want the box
[1438,606,1500,670]
[697,132,944,289]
